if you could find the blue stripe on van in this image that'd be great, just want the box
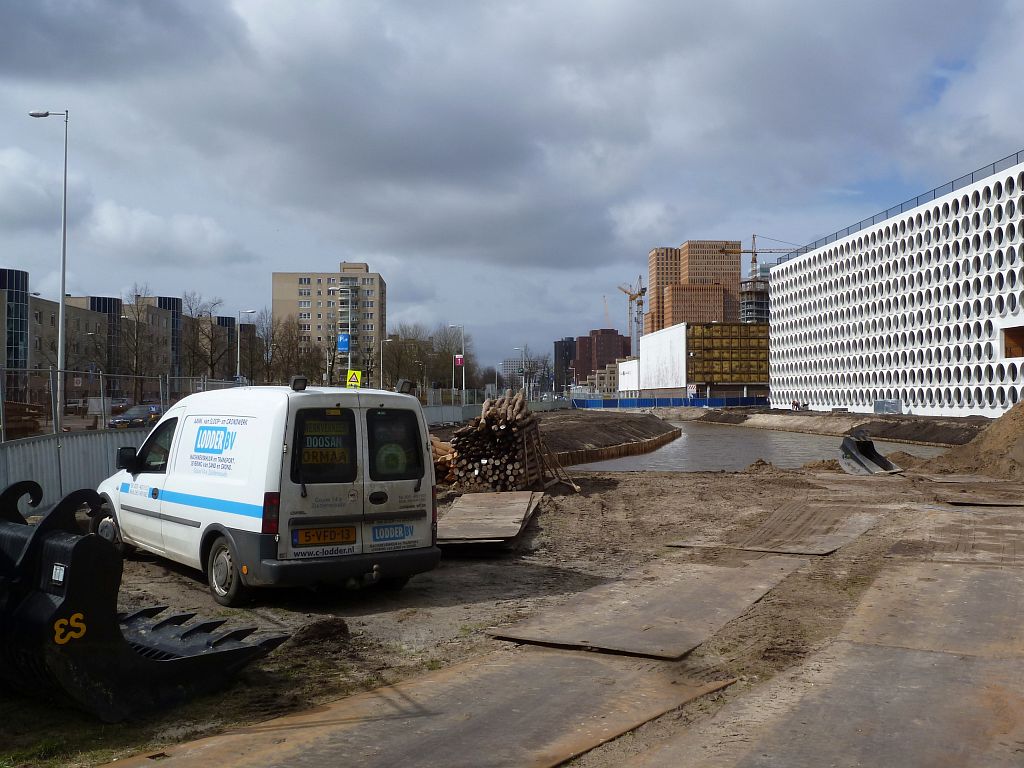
[119,482,262,519]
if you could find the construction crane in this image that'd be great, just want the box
[618,275,646,354]
[719,234,800,276]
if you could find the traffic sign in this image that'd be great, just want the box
[455,354,464,367]
[337,333,350,353]
[346,370,362,388]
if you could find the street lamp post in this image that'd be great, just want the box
[236,309,256,382]
[380,337,393,389]
[30,109,69,432]
[448,323,465,405]
[513,346,525,399]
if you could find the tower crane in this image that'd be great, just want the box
[719,234,800,276]
[618,275,646,353]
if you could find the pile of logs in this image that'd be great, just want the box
[430,435,456,485]
[449,390,544,492]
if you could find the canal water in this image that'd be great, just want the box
[572,421,949,472]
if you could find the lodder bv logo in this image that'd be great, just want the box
[194,426,238,455]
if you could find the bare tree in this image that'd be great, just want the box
[180,291,227,379]
[121,284,164,402]
[254,308,282,384]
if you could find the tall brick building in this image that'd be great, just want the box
[570,328,630,380]
[645,240,741,333]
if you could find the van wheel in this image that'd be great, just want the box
[89,504,134,555]
[207,536,249,607]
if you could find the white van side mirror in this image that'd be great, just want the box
[116,446,139,473]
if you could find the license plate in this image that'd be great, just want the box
[292,526,357,547]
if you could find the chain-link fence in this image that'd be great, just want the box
[0,368,240,441]
[1,367,555,441]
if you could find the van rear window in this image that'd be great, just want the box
[291,408,357,484]
[367,408,424,481]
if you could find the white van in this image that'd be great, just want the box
[94,379,441,605]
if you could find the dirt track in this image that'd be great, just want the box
[0,406,1010,766]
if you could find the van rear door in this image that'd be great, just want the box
[361,406,433,553]
[277,405,364,560]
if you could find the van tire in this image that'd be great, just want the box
[207,536,249,607]
[89,503,134,555]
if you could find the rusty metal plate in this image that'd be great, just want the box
[913,472,1006,484]
[628,643,1024,768]
[669,501,878,555]
[937,494,1024,507]
[732,645,1024,768]
[841,561,1024,657]
[888,507,1024,566]
[112,647,733,768]
[438,491,542,543]
[489,555,804,658]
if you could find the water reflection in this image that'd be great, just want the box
[572,421,948,472]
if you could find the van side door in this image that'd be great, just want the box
[278,406,365,560]
[362,407,432,553]
[116,417,178,553]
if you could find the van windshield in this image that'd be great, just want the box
[291,408,357,484]
[367,408,424,481]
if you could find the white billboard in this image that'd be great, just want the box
[618,359,639,391]
[639,323,687,390]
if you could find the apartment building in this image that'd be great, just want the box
[271,262,387,382]
[570,328,631,380]
[645,240,742,333]
[771,150,1024,417]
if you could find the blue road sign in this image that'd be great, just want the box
[337,333,350,353]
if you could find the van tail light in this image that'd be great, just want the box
[431,485,438,545]
[262,492,280,535]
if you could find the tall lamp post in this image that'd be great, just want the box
[380,337,393,389]
[513,346,525,399]
[30,109,69,432]
[236,309,256,382]
[448,323,465,405]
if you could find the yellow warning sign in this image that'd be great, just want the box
[346,370,362,388]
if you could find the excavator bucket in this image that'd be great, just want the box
[0,481,288,722]
[838,430,903,476]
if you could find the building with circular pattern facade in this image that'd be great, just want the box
[770,151,1024,417]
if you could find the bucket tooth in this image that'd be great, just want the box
[179,618,228,640]
[211,627,257,646]
[0,483,289,722]
[256,634,291,653]
[120,605,169,623]
[151,612,198,631]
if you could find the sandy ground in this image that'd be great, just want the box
[0,406,1009,766]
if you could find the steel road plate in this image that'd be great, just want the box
[488,555,805,658]
[629,643,1024,768]
[668,502,878,556]
[109,646,733,768]
[438,491,541,542]
[841,560,1024,657]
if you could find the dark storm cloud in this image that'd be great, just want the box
[0,0,248,81]
[1,0,1019,361]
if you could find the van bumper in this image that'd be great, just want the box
[230,530,442,587]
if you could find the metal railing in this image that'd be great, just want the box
[773,148,1024,266]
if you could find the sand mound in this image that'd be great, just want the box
[918,400,1024,479]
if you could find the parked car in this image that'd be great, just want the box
[108,404,163,429]
[94,380,440,605]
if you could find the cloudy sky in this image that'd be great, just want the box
[2,0,1022,366]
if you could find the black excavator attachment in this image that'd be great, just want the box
[0,481,288,722]
[838,430,903,475]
